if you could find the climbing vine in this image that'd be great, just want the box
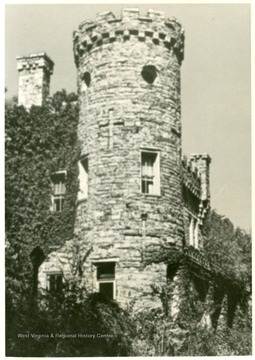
[5,90,80,306]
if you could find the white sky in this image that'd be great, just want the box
[5,2,251,231]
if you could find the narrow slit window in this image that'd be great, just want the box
[189,215,199,248]
[141,151,160,195]
[189,216,194,247]
[78,157,88,201]
[194,219,199,248]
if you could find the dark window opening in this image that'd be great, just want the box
[166,264,178,282]
[97,262,115,280]
[96,262,115,300]
[192,275,209,302]
[82,72,91,87]
[30,247,45,297]
[99,282,114,300]
[30,247,45,268]
[47,273,63,293]
[141,65,157,84]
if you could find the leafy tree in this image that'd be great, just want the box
[203,210,251,287]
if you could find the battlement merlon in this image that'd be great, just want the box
[17,52,54,75]
[189,154,211,202]
[73,8,185,65]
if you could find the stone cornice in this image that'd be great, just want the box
[17,52,54,75]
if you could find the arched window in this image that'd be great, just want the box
[30,247,45,296]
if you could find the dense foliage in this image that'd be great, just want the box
[7,285,134,357]
[6,90,80,305]
[5,90,82,355]
[203,210,251,288]
[136,210,252,355]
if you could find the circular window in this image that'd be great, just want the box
[141,65,157,84]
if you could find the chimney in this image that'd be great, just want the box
[17,52,54,109]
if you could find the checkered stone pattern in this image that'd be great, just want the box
[73,8,185,66]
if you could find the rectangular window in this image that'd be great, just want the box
[189,216,194,247]
[99,282,114,299]
[51,171,66,212]
[47,273,63,293]
[141,151,160,195]
[189,215,199,248]
[96,262,115,300]
[194,219,199,248]
[78,157,88,201]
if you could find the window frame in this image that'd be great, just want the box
[188,213,199,249]
[46,271,63,293]
[77,156,88,202]
[94,262,116,300]
[140,149,160,196]
[51,170,67,212]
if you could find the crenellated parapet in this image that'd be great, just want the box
[73,8,185,66]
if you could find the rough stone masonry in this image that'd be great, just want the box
[17,53,54,109]
[37,8,211,314]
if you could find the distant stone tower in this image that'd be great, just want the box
[72,8,185,307]
[17,52,54,108]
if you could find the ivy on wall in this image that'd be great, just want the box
[5,90,80,304]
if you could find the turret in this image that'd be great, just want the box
[72,8,185,305]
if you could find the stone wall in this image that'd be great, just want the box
[17,53,54,108]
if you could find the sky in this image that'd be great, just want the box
[5,3,251,231]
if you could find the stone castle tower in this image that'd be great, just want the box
[33,8,211,312]
[72,8,185,305]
